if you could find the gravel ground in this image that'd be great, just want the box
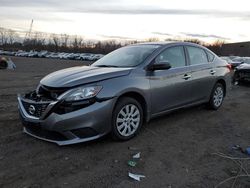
[0,56,250,188]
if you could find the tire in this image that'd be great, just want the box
[0,59,8,69]
[208,83,225,110]
[111,97,143,141]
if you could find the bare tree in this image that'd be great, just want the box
[61,34,69,47]
[146,37,160,42]
[7,29,18,45]
[72,35,83,50]
[206,40,225,55]
[51,34,60,51]
[0,26,230,56]
[211,40,225,47]
[183,38,203,45]
[0,27,8,45]
[33,32,45,45]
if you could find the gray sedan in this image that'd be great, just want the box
[18,42,231,145]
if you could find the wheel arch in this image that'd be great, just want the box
[216,78,227,96]
[114,91,148,123]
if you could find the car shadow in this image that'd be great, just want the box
[145,104,207,127]
[64,103,209,149]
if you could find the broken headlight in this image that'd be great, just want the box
[58,86,102,102]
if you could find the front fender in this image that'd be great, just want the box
[96,73,152,120]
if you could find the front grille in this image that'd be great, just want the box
[37,85,67,100]
[24,123,67,141]
[22,100,50,118]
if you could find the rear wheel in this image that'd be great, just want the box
[111,97,143,141]
[208,83,225,110]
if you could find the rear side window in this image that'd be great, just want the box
[186,46,208,65]
[155,46,186,68]
[206,51,215,62]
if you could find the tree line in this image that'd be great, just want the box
[0,27,225,55]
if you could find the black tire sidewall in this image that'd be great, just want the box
[111,97,143,141]
[0,60,8,69]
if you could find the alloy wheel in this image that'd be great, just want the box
[213,86,224,107]
[116,104,140,137]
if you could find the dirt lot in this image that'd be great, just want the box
[0,56,250,188]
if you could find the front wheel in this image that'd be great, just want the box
[111,97,143,141]
[208,83,225,110]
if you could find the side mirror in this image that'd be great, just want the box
[148,61,171,71]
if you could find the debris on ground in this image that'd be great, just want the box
[234,81,239,85]
[232,145,250,156]
[127,160,137,167]
[133,152,141,159]
[7,58,16,69]
[127,152,141,167]
[232,145,245,153]
[212,151,250,187]
[128,172,145,181]
[127,151,145,180]
[246,147,250,155]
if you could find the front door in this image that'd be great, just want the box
[149,46,193,114]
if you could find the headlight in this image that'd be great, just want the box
[59,86,102,102]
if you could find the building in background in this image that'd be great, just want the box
[220,41,250,56]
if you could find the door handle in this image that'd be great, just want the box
[210,70,216,75]
[182,74,192,80]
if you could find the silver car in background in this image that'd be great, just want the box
[18,42,231,145]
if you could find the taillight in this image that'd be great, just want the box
[226,64,232,71]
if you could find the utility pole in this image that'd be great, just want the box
[25,19,33,40]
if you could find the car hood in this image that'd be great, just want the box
[231,61,243,65]
[236,63,250,70]
[40,66,133,88]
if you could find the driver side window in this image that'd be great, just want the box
[155,46,186,68]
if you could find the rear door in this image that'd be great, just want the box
[185,46,216,102]
[149,46,193,114]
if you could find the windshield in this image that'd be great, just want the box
[92,45,160,67]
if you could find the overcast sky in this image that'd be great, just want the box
[1,0,250,43]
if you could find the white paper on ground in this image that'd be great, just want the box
[128,172,145,181]
[7,58,16,69]
[133,152,141,159]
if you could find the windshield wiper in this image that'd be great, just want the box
[95,65,119,68]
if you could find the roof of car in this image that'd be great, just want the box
[132,41,202,47]
[130,41,217,56]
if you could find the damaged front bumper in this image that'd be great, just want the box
[18,92,114,145]
[234,70,250,82]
